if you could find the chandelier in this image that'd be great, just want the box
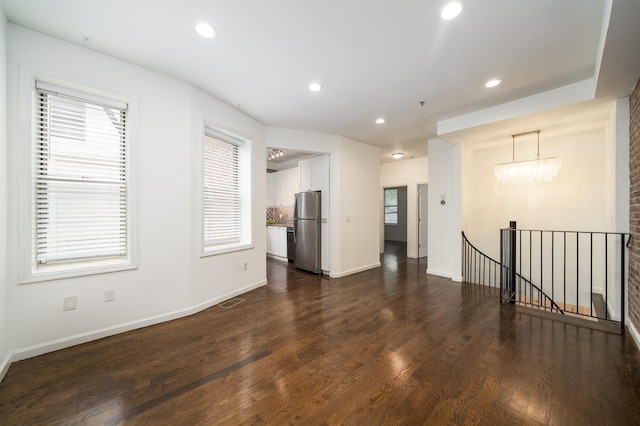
[268,149,284,160]
[494,130,561,184]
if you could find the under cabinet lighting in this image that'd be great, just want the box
[376,118,386,124]
[392,153,404,159]
[485,78,502,88]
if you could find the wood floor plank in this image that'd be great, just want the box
[1,243,640,425]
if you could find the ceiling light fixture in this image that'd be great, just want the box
[376,118,386,124]
[494,130,561,184]
[195,22,216,39]
[441,1,463,20]
[308,82,323,92]
[392,153,404,159]
[268,149,285,160]
[485,78,502,88]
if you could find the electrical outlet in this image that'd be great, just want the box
[243,261,248,271]
[105,288,115,302]
[63,295,77,311]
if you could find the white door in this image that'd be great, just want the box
[418,184,428,258]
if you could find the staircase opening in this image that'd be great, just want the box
[462,221,631,332]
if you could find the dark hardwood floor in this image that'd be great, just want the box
[2,245,640,425]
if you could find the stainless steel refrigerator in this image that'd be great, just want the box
[293,191,321,273]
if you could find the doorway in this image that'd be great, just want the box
[383,186,408,254]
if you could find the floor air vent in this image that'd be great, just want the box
[217,297,245,309]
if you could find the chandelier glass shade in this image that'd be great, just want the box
[494,131,561,184]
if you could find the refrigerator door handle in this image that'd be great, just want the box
[292,221,297,244]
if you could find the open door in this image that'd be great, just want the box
[418,184,428,258]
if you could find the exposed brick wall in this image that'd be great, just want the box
[629,79,640,329]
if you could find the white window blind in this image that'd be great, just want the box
[34,81,128,265]
[203,130,242,248]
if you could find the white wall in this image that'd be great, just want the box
[427,139,462,280]
[0,4,10,381]
[609,98,630,320]
[464,128,610,260]
[335,136,381,276]
[5,25,267,362]
[380,156,428,258]
[190,86,267,306]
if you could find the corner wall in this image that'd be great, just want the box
[628,79,640,346]
[427,138,462,280]
[0,4,10,381]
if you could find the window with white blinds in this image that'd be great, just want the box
[202,127,251,253]
[34,81,128,267]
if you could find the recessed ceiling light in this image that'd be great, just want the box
[485,78,502,88]
[441,1,463,20]
[195,22,216,39]
[392,152,404,159]
[308,82,323,92]
[376,118,386,124]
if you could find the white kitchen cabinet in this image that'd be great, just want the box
[299,156,323,192]
[276,167,299,206]
[266,226,287,260]
[267,167,299,207]
[266,173,277,207]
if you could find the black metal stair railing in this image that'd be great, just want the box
[500,221,631,330]
[463,231,564,314]
[462,231,500,288]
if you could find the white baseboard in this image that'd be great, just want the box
[426,269,452,279]
[0,352,11,383]
[266,254,288,263]
[4,279,267,370]
[627,319,640,351]
[330,262,380,278]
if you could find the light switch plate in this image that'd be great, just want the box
[105,288,115,302]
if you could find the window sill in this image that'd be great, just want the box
[201,243,254,258]
[20,260,138,284]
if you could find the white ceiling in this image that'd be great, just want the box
[2,0,640,161]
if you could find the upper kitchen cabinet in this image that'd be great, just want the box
[266,173,277,207]
[299,155,329,192]
[267,167,299,207]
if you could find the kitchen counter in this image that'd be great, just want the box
[267,223,293,228]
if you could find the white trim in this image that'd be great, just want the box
[0,353,11,383]
[452,275,464,282]
[627,320,640,351]
[266,254,289,263]
[329,262,380,278]
[427,269,462,282]
[6,279,267,365]
[201,243,255,258]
